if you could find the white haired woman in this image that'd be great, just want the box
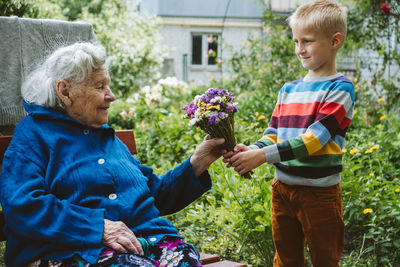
[0,42,225,267]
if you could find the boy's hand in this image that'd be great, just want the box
[229,149,266,175]
[222,144,249,167]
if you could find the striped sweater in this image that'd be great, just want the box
[250,73,355,187]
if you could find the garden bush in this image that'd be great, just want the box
[105,10,400,264]
[108,75,400,266]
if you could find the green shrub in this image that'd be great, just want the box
[341,109,400,266]
[168,161,276,266]
[107,19,400,265]
[82,2,168,98]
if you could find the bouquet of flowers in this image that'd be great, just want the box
[181,88,251,178]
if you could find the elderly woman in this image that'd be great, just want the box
[0,42,225,267]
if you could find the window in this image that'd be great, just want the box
[191,33,220,67]
[192,35,202,65]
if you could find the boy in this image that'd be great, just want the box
[223,1,354,266]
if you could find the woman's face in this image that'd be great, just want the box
[65,67,116,128]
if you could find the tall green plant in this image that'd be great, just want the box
[344,0,400,110]
[20,0,168,99]
[0,0,38,17]
[81,2,168,98]
[341,118,400,265]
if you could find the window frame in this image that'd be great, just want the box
[190,32,221,70]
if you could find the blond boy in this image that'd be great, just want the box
[223,1,354,266]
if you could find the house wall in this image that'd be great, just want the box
[268,0,309,12]
[138,0,264,83]
[157,16,262,83]
[140,0,263,18]
[138,0,393,84]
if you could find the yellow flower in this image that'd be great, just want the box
[241,121,246,125]
[195,132,201,139]
[350,148,360,155]
[342,148,347,153]
[255,112,259,116]
[234,122,237,126]
[363,208,373,214]
[371,145,379,151]
[354,77,358,83]
[365,146,380,154]
[395,188,400,193]
[369,173,374,177]
[258,115,266,120]
[207,103,219,110]
[354,109,358,115]
[365,149,372,154]
[378,98,385,103]
[380,115,386,121]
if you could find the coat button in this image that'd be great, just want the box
[98,158,105,164]
[83,129,90,135]
[149,237,157,242]
[108,193,117,200]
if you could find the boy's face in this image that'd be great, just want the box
[292,25,338,77]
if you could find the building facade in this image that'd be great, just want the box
[137,0,360,83]
[138,0,267,83]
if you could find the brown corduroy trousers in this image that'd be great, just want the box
[271,178,345,267]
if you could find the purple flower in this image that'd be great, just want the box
[208,115,218,125]
[181,103,198,116]
[226,105,237,113]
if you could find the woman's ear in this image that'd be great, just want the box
[56,80,72,107]
[331,32,344,49]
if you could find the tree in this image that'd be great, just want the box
[344,0,400,109]
[81,1,168,97]
[4,0,168,98]
[0,0,38,17]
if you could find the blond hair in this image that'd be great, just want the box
[288,0,347,38]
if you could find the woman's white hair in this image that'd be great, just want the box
[21,42,106,109]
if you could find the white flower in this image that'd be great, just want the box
[140,85,151,94]
[210,96,223,103]
[188,119,197,126]
[193,95,202,104]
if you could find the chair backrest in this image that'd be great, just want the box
[0,17,97,127]
[0,130,137,241]
[0,136,12,164]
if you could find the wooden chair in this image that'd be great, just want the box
[0,130,246,266]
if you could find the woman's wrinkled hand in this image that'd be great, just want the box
[190,136,225,176]
[102,219,144,254]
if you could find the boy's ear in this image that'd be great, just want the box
[331,32,344,49]
[56,80,72,107]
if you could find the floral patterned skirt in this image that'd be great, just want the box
[31,237,202,267]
